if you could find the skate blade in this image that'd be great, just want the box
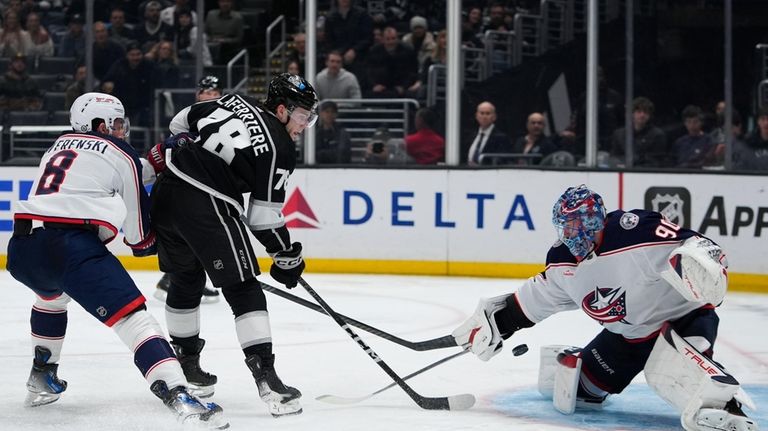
[187,384,215,399]
[179,412,230,430]
[25,391,61,407]
[267,399,303,418]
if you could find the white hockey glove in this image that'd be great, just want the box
[660,236,728,305]
[452,294,511,361]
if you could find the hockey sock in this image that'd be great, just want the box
[222,280,272,358]
[113,309,186,389]
[30,294,71,363]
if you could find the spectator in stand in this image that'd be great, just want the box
[465,7,483,36]
[511,112,557,165]
[109,8,136,48]
[65,65,87,109]
[609,97,667,167]
[101,42,157,127]
[174,8,212,66]
[315,50,362,101]
[287,32,306,73]
[402,16,435,75]
[286,59,300,76]
[205,0,244,64]
[135,1,174,53]
[706,109,744,168]
[363,127,394,165]
[671,105,715,169]
[466,101,512,165]
[405,107,445,165]
[561,67,623,155]
[483,2,510,32]
[160,0,197,27]
[372,26,384,47]
[25,12,53,59]
[147,40,179,89]
[315,101,352,164]
[0,53,42,111]
[366,27,420,98]
[92,21,126,81]
[58,14,86,58]
[325,0,373,76]
[420,29,446,86]
[0,9,33,58]
[733,107,768,171]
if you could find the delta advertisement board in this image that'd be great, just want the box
[0,167,765,281]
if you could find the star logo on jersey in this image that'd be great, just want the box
[581,286,630,324]
[284,188,320,228]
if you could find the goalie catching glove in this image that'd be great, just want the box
[661,236,728,306]
[452,293,534,361]
[270,242,305,289]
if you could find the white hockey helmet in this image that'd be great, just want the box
[70,92,129,137]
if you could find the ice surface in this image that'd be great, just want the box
[0,271,766,431]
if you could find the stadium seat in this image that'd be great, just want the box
[43,92,67,112]
[35,57,77,75]
[50,110,70,126]
[7,111,50,126]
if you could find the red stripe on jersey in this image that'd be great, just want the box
[545,262,578,271]
[104,296,146,327]
[14,214,119,243]
[623,330,660,343]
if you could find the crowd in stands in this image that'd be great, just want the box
[0,0,766,171]
[0,0,244,131]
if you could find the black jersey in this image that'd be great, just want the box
[167,93,296,236]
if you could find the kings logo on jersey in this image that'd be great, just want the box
[581,286,630,324]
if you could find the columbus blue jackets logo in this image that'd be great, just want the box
[581,286,630,324]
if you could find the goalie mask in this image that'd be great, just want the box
[70,92,130,138]
[552,185,606,260]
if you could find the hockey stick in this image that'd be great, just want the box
[297,277,475,411]
[259,281,457,352]
[316,343,529,405]
[316,349,469,405]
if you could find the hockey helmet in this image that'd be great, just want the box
[552,185,606,260]
[198,75,220,91]
[265,73,319,127]
[70,92,129,137]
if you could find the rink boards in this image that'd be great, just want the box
[0,167,765,292]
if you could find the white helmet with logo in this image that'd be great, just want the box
[70,92,129,137]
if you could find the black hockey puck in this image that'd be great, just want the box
[512,344,529,356]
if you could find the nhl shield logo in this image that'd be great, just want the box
[644,187,691,228]
[213,259,224,270]
[96,306,107,317]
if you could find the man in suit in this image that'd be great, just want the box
[466,101,512,165]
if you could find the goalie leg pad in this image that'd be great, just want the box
[553,350,582,414]
[538,345,581,399]
[644,323,754,431]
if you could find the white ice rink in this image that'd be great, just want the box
[1,271,766,431]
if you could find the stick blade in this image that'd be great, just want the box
[417,393,476,411]
[314,394,368,405]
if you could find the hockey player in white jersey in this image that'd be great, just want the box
[453,185,758,431]
[6,92,228,429]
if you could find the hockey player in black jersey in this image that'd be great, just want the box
[147,73,318,417]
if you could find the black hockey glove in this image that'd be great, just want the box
[270,242,305,289]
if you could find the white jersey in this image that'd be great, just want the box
[515,210,711,340]
[14,131,155,248]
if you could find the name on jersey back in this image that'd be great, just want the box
[46,135,109,155]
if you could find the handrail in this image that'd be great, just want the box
[227,48,249,92]
[758,79,768,110]
[426,64,446,107]
[265,15,286,85]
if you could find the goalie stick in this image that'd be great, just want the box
[316,344,529,405]
[297,277,475,411]
[259,281,457,351]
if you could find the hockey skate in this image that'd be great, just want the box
[155,273,220,303]
[150,380,229,429]
[25,346,68,407]
[694,399,758,431]
[172,339,217,398]
[245,353,302,417]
